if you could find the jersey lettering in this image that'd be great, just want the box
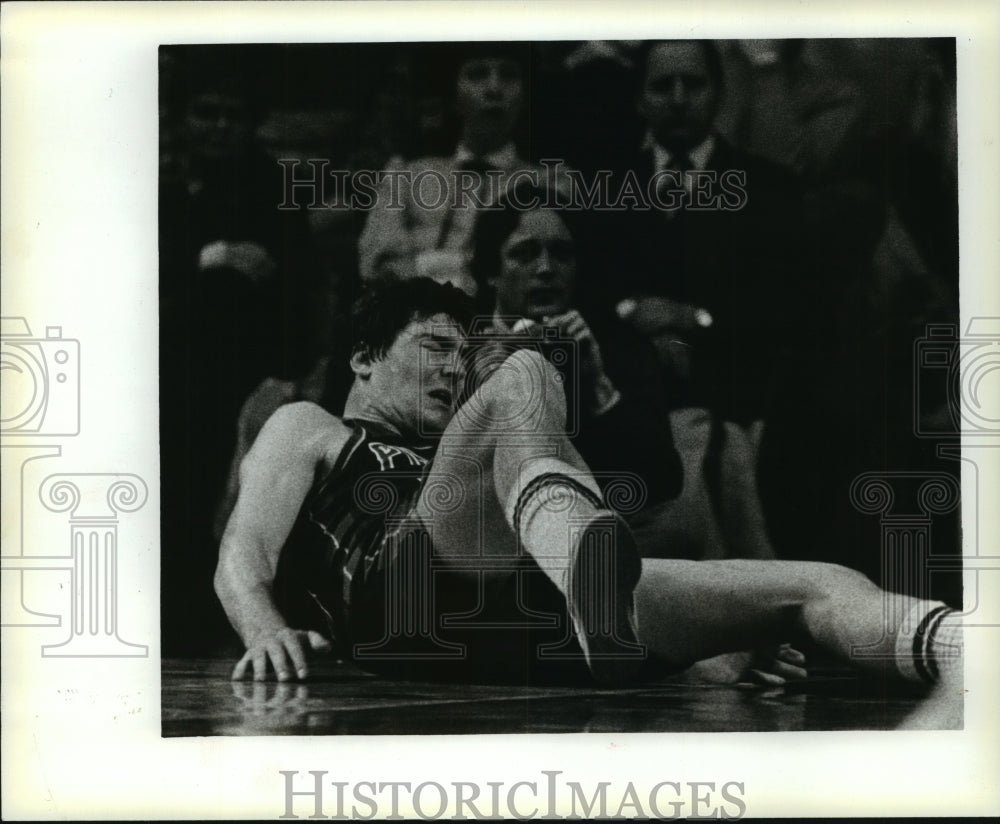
[368,441,429,471]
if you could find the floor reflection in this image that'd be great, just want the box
[162,658,945,736]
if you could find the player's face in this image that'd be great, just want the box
[491,209,576,322]
[368,313,466,436]
[455,57,523,136]
[638,42,718,152]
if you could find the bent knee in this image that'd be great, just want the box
[469,348,567,429]
[495,349,562,391]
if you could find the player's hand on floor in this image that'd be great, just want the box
[682,645,806,686]
[743,644,807,686]
[232,628,332,682]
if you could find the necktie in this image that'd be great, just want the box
[436,158,494,248]
[657,152,693,220]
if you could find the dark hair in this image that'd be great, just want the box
[350,278,475,360]
[637,39,724,91]
[469,179,581,306]
[410,42,531,104]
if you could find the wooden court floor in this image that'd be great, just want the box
[162,658,957,736]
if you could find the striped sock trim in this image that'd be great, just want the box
[929,613,963,680]
[512,472,605,543]
[913,605,952,684]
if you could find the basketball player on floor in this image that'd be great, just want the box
[214,279,961,709]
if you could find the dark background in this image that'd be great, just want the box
[159,40,961,658]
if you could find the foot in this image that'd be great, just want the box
[566,513,647,686]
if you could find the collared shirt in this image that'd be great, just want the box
[642,131,716,199]
[454,142,519,171]
[642,131,716,173]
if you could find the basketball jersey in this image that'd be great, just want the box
[287,418,599,683]
[301,419,436,637]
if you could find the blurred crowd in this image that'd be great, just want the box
[159,40,960,657]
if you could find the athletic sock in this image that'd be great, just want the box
[510,469,606,589]
[894,600,963,685]
[507,467,645,684]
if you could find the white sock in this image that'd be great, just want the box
[894,600,963,685]
[505,460,606,593]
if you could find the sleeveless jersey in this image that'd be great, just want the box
[290,420,596,683]
[301,419,436,640]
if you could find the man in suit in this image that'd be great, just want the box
[573,40,813,569]
[584,39,810,427]
[358,43,545,295]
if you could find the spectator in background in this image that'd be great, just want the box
[469,181,777,565]
[159,49,323,656]
[564,40,808,566]
[529,41,644,183]
[358,42,565,295]
[591,39,810,426]
[468,182,683,511]
[214,183,686,545]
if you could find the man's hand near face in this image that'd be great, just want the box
[519,310,622,416]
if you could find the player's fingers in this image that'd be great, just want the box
[307,631,332,654]
[747,668,786,687]
[776,645,806,665]
[252,648,269,682]
[281,634,309,680]
[232,652,252,681]
[768,659,808,681]
[265,641,292,682]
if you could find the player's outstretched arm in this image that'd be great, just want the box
[214,402,351,681]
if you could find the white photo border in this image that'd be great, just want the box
[2,0,999,819]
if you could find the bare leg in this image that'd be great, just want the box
[414,350,591,567]
[635,558,961,686]
[414,349,643,682]
[417,349,617,564]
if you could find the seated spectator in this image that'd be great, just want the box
[468,182,683,508]
[587,39,810,427]
[358,42,564,295]
[159,49,322,655]
[469,182,777,563]
[569,40,812,565]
